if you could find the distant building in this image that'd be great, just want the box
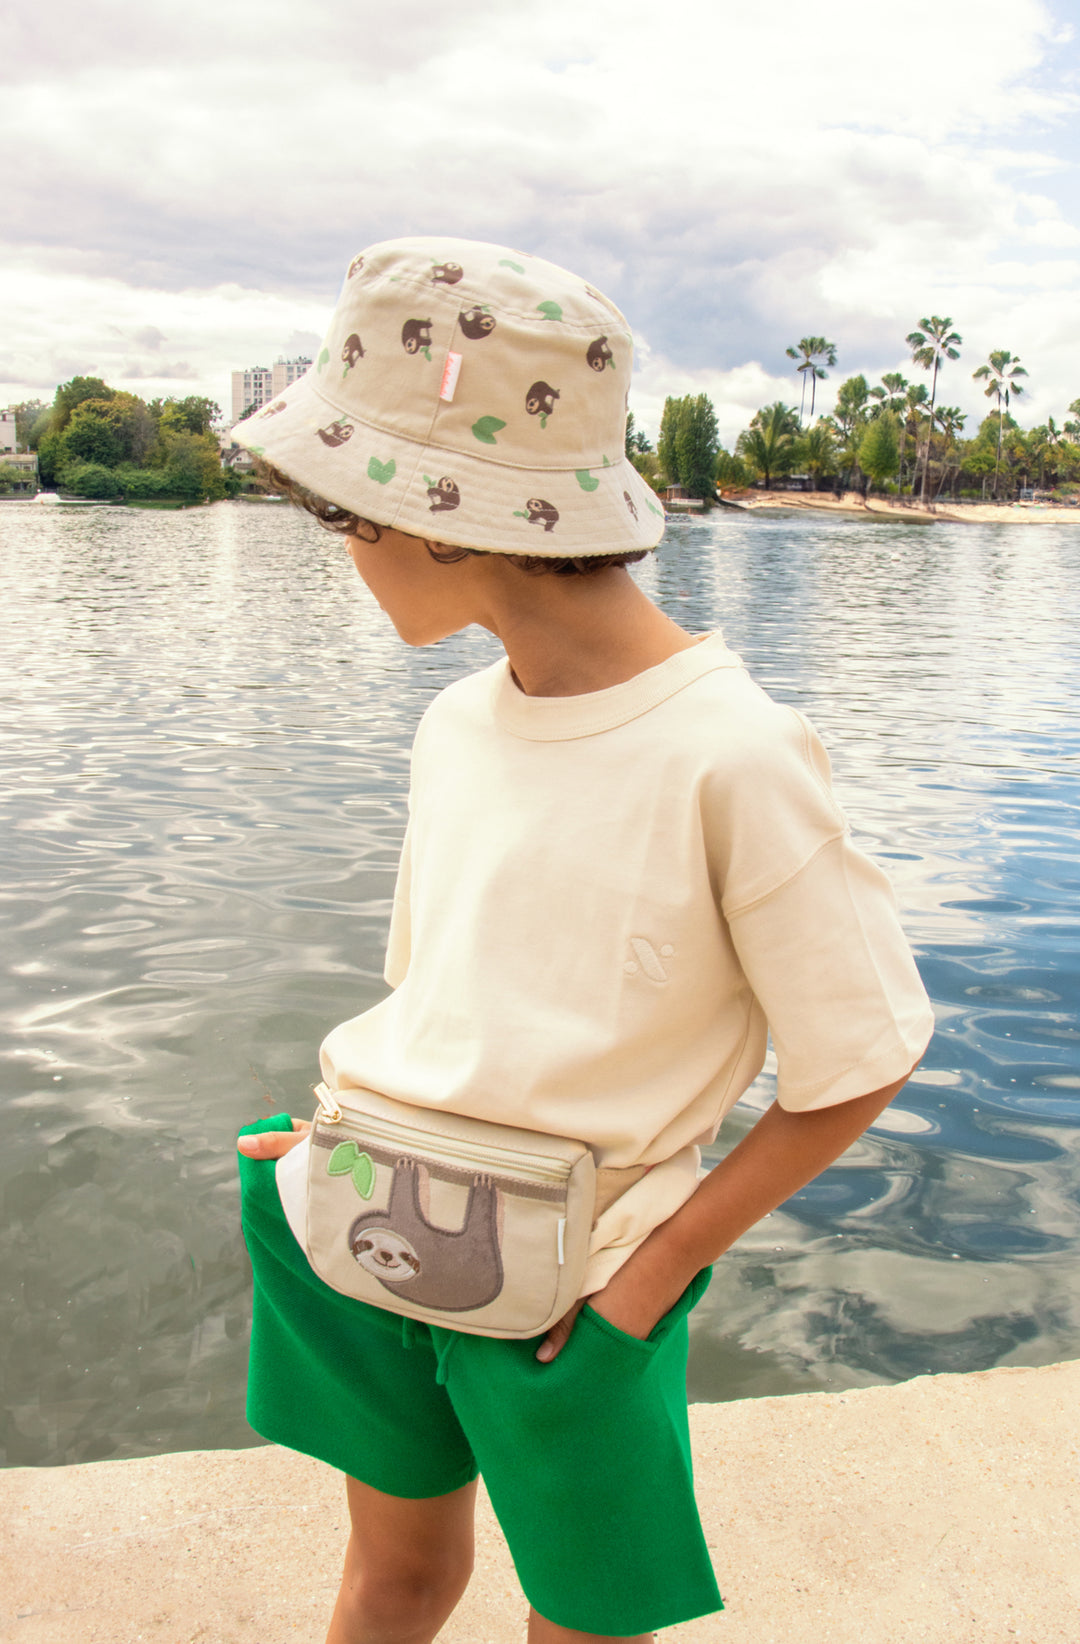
[230,357,312,424]
[0,410,16,453]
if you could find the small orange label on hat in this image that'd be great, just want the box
[439,351,463,402]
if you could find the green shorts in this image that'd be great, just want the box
[239,1114,722,1637]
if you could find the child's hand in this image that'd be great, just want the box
[535,1266,674,1363]
[236,1119,311,1159]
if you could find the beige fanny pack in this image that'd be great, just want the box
[303,1082,646,1339]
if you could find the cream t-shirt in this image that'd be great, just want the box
[304,633,934,1292]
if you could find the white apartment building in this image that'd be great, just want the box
[230,357,312,424]
[0,410,16,453]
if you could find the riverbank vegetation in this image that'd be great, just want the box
[9,380,236,503]
[626,319,1080,507]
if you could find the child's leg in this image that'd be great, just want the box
[326,1474,479,1644]
[526,1611,653,1643]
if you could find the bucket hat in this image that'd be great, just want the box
[231,236,665,556]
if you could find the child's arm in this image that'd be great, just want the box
[537,1067,913,1362]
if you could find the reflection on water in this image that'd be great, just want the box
[1,501,1078,1462]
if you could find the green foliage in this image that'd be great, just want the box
[858,413,900,489]
[657,397,681,484]
[51,376,116,433]
[795,419,838,480]
[629,449,661,485]
[674,394,720,499]
[736,402,799,488]
[832,375,872,439]
[150,395,221,436]
[9,399,47,450]
[715,447,750,488]
[0,463,30,494]
[656,394,720,498]
[160,429,227,503]
[784,336,837,422]
[58,461,120,498]
[624,411,652,457]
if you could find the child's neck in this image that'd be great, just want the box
[487,567,700,698]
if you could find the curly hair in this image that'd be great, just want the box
[254,460,648,577]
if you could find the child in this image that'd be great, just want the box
[234,236,934,1644]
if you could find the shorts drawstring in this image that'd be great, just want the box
[433,1330,461,1387]
[399,1315,460,1386]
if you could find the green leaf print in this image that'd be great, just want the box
[575,470,600,492]
[368,457,397,484]
[499,259,525,273]
[472,416,507,445]
[423,474,435,487]
[512,510,528,519]
[646,498,663,516]
[326,1141,376,1200]
[536,301,563,322]
[317,347,330,372]
[602,454,611,466]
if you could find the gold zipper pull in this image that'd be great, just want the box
[313,1081,342,1123]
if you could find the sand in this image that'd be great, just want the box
[2,1360,1076,1644]
[727,490,1080,525]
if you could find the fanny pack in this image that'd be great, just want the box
[303,1082,646,1339]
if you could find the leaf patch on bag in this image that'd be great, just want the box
[327,1141,376,1199]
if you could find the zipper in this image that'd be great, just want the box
[322,1096,573,1190]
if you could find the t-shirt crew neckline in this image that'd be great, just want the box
[492,631,740,741]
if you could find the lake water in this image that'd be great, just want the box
[2,499,1078,1467]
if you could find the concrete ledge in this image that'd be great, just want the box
[2,1362,1076,1643]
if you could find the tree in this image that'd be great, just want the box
[674,394,720,500]
[858,414,900,493]
[736,402,799,489]
[784,337,838,423]
[9,399,47,450]
[931,406,967,498]
[906,317,962,503]
[715,447,750,488]
[870,372,909,417]
[796,420,838,487]
[624,411,652,458]
[151,395,221,437]
[972,350,1028,498]
[900,383,930,496]
[51,376,116,433]
[657,397,681,486]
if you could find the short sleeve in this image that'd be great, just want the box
[726,833,934,1109]
[701,696,933,1109]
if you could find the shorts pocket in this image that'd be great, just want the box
[580,1265,712,1356]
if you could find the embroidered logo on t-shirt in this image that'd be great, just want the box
[624,937,674,984]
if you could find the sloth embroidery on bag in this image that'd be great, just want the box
[431,262,463,285]
[348,1159,504,1312]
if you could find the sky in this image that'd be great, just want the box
[3,0,1079,445]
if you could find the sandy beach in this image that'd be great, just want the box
[725,490,1080,525]
[3,1359,1076,1644]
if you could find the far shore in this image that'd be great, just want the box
[722,488,1080,525]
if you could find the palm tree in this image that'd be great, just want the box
[798,420,838,488]
[736,402,800,489]
[901,383,930,497]
[906,317,962,502]
[872,372,909,417]
[784,338,838,424]
[931,405,967,498]
[972,350,1029,498]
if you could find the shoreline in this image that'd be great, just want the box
[725,489,1080,525]
[3,1359,1076,1642]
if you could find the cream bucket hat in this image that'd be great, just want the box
[231,236,665,556]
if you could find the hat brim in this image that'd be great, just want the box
[232,373,666,556]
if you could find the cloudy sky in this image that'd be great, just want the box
[3,0,1078,443]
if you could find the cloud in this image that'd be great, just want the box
[1,0,1077,437]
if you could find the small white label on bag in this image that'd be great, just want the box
[439,351,463,402]
[557,1217,566,1266]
